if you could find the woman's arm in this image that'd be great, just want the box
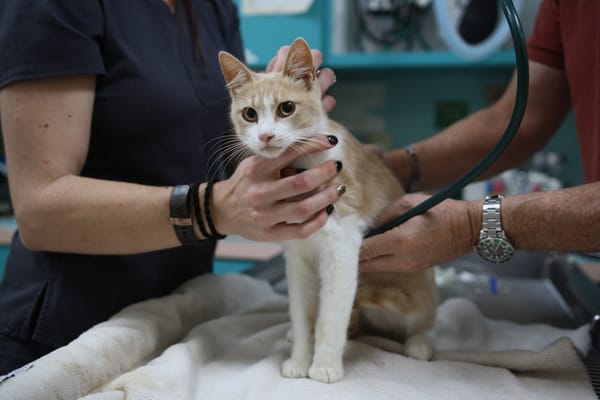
[1,75,341,254]
[1,75,189,253]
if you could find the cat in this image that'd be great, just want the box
[218,38,438,383]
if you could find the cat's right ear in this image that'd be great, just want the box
[219,51,254,94]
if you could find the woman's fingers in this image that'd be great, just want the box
[254,181,343,228]
[277,160,341,201]
[267,47,324,73]
[253,134,338,175]
[321,95,336,113]
[242,159,340,210]
[266,45,290,72]
[267,44,336,112]
[316,67,336,95]
[267,208,330,241]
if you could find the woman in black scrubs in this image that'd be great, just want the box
[0,0,339,374]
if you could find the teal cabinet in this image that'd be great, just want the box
[235,1,517,70]
[0,245,9,281]
[235,1,326,69]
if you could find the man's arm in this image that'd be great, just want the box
[386,61,572,191]
[360,182,600,273]
[359,61,599,273]
[504,182,600,252]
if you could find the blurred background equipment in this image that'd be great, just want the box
[458,0,499,44]
[433,0,524,61]
[352,0,432,52]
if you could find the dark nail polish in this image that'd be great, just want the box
[335,160,343,172]
[295,168,306,174]
[336,185,346,196]
[327,135,338,146]
[326,204,335,215]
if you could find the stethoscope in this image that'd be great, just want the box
[366,0,528,238]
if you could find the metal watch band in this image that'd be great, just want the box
[169,185,200,246]
[480,195,506,239]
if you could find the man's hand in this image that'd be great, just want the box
[360,194,481,273]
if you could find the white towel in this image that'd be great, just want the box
[0,273,595,400]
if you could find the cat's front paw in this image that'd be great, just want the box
[281,358,310,379]
[405,334,434,361]
[308,362,344,383]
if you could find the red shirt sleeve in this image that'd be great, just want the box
[527,0,564,69]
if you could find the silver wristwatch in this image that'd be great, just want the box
[474,195,514,263]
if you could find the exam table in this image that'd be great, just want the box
[0,250,598,400]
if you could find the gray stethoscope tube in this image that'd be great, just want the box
[366,0,529,238]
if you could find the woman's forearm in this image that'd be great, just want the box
[16,175,179,254]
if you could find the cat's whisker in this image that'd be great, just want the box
[207,141,251,179]
[202,134,239,173]
[197,131,237,155]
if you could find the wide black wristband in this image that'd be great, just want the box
[169,184,201,246]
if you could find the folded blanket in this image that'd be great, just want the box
[0,273,595,400]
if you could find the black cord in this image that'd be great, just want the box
[204,179,226,240]
[365,0,529,238]
[191,182,211,239]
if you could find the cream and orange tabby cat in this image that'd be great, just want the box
[218,38,438,383]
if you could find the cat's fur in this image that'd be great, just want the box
[219,38,438,383]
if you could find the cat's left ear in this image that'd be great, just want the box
[283,38,317,90]
[219,51,254,94]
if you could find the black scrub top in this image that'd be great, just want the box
[0,0,243,349]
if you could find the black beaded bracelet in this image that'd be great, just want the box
[169,184,202,246]
[190,182,210,240]
[203,179,226,240]
[405,145,420,193]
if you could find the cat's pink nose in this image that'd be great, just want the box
[259,132,274,143]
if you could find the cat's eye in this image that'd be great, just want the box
[242,107,258,123]
[277,101,295,118]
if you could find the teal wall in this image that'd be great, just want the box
[235,1,583,187]
[329,68,583,186]
[0,246,8,281]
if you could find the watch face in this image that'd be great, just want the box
[476,237,514,263]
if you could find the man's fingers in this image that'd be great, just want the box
[373,194,429,228]
[359,230,395,262]
[359,255,400,273]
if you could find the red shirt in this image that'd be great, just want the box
[528,0,600,183]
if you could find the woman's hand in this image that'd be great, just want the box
[266,45,336,113]
[211,135,343,241]
[359,193,481,273]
